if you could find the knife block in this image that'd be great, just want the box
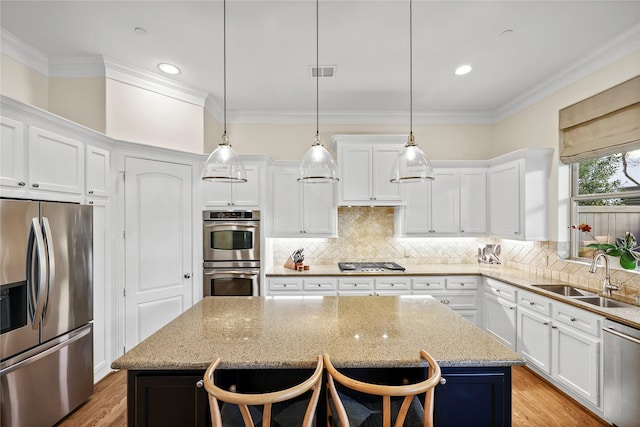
[283,256,296,270]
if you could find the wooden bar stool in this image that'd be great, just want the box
[323,350,441,427]
[203,355,324,427]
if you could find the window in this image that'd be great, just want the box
[570,149,640,263]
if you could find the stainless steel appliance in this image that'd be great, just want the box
[203,210,260,296]
[0,199,93,427]
[338,262,405,272]
[603,319,640,427]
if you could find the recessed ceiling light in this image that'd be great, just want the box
[158,63,181,75]
[455,65,472,76]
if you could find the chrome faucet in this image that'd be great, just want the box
[589,251,620,296]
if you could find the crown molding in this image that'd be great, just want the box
[103,57,208,107]
[494,23,640,122]
[0,28,48,75]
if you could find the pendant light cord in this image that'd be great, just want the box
[316,0,320,140]
[409,0,413,139]
[223,0,228,138]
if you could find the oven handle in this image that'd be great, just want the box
[203,222,258,230]
[203,270,260,277]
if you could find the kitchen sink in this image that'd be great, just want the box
[573,296,635,309]
[532,284,597,297]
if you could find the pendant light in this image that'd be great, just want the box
[202,0,247,183]
[390,0,434,183]
[298,0,339,183]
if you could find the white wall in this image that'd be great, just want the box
[0,53,48,109]
[105,79,204,153]
[49,77,106,133]
[220,122,495,161]
[494,49,640,241]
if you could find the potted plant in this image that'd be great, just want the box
[572,224,640,269]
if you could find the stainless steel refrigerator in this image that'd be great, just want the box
[0,199,94,427]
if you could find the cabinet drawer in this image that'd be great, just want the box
[338,278,374,290]
[412,277,445,290]
[484,278,517,302]
[519,291,551,316]
[375,277,410,290]
[303,278,337,291]
[553,302,602,337]
[269,278,303,291]
[431,293,478,310]
[446,276,478,290]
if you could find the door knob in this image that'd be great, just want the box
[184,273,191,279]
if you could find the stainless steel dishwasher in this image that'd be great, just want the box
[603,319,640,427]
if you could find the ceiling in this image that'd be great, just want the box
[1,1,639,123]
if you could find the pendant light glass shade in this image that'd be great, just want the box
[298,0,339,184]
[298,134,339,183]
[201,133,247,182]
[390,0,434,184]
[201,0,247,183]
[390,133,434,183]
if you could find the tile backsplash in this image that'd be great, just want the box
[271,206,640,301]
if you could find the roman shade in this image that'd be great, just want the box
[559,75,640,163]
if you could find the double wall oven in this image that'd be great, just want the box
[203,210,260,296]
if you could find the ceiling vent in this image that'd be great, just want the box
[310,65,336,78]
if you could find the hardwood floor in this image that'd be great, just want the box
[56,366,608,426]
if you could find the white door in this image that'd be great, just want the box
[340,146,372,202]
[488,160,521,238]
[460,169,487,233]
[371,146,402,202]
[271,167,302,236]
[124,157,193,351]
[401,181,431,234]
[302,182,335,235]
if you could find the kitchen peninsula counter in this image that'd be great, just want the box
[113,296,521,427]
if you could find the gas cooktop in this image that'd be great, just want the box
[338,262,406,272]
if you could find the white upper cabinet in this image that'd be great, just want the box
[203,163,261,208]
[28,127,84,196]
[488,149,551,240]
[333,135,404,206]
[397,167,486,236]
[86,145,110,199]
[0,117,26,189]
[271,164,336,237]
[460,169,487,233]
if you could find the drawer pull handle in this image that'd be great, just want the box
[32,183,39,188]
[570,318,576,322]
[529,301,535,306]
[543,322,549,326]
[441,299,450,304]
[18,181,26,186]
[88,190,94,194]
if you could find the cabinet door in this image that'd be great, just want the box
[302,182,336,235]
[231,165,261,207]
[86,146,110,198]
[483,293,517,351]
[28,127,84,195]
[0,117,26,188]
[371,146,402,202]
[460,169,486,233]
[399,181,431,234]
[517,307,552,374]
[431,169,459,233]
[340,146,372,202]
[203,180,233,207]
[272,168,302,236]
[552,323,600,406]
[488,160,521,238]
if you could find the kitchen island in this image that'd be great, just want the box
[112,295,523,426]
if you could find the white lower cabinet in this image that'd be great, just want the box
[516,288,602,409]
[483,279,518,350]
[338,277,375,296]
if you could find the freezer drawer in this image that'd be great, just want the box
[1,324,93,427]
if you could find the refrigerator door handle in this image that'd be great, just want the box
[28,217,48,328]
[41,217,55,324]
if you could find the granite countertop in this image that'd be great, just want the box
[267,264,640,329]
[111,295,523,371]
